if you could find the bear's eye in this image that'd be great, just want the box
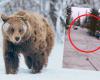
[10,28,14,33]
[19,28,24,33]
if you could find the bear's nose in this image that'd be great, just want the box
[15,37,20,41]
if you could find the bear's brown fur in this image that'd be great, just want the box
[1,11,54,74]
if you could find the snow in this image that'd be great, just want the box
[47,41,64,69]
[72,7,90,19]
[0,68,100,80]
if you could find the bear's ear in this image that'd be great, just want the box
[1,14,9,22]
[20,16,27,21]
[17,16,27,22]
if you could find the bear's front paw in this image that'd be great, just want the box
[6,68,17,74]
[31,67,41,74]
[31,53,44,74]
[10,69,17,74]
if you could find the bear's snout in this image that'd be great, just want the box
[14,36,21,43]
[15,36,20,41]
[10,36,21,44]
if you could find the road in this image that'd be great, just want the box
[63,27,100,71]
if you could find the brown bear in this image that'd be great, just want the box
[1,11,54,74]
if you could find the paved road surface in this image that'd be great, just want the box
[63,27,100,71]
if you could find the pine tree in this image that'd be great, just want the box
[96,20,100,31]
[75,12,80,26]
[84,10,88,23]
[65,5,72,29]
[81,10,90,28]
[66,5,71,25]
[88,8,99,36]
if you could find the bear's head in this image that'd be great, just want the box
[1,14,31,44]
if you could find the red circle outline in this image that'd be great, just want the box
[67,14,100,53]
